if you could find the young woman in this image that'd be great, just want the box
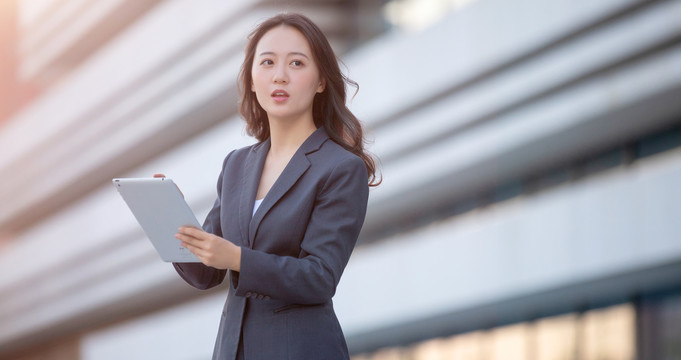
[169,13,379,360]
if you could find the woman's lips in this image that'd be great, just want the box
[271,89,289,102]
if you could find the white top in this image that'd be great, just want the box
[253,198,264,217]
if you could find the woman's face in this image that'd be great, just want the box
[251,25,325,124]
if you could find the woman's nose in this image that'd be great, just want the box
[273,64,288,84]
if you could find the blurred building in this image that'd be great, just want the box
[1,0,680,359]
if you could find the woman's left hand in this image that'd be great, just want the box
[175,226,241,271]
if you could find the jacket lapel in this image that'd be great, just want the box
[248,128,329,247]
[239,139,269,247]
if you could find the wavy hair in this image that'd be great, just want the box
[238,13,380,186]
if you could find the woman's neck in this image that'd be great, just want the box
[267,117,317,158]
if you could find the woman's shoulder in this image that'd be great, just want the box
[213,140,267,177]
[315,136,357,159]
[224,140,267,161]
[314,138,367,176]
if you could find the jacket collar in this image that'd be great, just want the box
[238,127,329,247]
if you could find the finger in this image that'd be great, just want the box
[179,226,206,239]
[181,245,208,265]
[176,233,204,251]
[180,241,205,257]
[176,227,196,240]
[176,231,202,243]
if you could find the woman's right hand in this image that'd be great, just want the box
[153,173,184,198]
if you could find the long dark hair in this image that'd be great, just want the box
[238,13,380,186]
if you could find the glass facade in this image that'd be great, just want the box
[640,291,681,359]
[353,303,637,360]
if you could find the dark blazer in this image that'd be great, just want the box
[173,127,369,360]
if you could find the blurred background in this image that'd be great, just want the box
[1,0,680,359]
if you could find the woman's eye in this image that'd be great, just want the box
[290,60,303,67]
[260,59,273,66]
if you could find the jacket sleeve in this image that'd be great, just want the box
[172,151,233,290]
[235,156,369,304]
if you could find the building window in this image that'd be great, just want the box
[579,304,636,360]
[639,290,681,359]
[353,303,636,360]
[382,0,477,33]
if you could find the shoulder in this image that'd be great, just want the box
[220,140,266,166]
[309,140,369,206]
[235,140,265,159]
[312,138,366,173]
[307,139,368,194]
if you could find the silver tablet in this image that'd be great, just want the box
[113,177,201,262]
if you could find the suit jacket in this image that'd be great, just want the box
[173,127,369,360]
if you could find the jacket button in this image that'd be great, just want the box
[245,292,253,298]
[257,294,264,300]
[264,296,270,300]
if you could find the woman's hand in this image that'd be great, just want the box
[156,174,236,269]
[175,226,241,271]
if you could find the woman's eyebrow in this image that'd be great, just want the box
[258,51,310,59]
[288,52,310,59]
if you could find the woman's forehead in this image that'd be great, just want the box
[255,25,312,57]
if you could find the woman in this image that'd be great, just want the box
[170,13,379,360]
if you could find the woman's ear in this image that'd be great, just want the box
[317,79,326,93]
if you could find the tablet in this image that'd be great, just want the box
[113,177,201,262]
